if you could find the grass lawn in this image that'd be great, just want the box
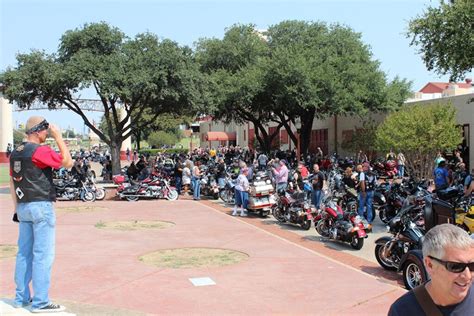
[0,164,9,186]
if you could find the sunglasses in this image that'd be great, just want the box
[428,256,474,273]
[26,120,49,134]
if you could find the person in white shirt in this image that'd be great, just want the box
[182,162,192,195]
[232,168,250,217]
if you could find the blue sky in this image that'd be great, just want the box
[1,0,469,132]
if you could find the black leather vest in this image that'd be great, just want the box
[10,142,56,203]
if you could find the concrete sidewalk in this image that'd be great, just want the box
[0,196,405,315]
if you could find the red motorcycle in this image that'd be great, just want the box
[272,190,316,230]
[373,159,398,178]
[313,195,370,249]
[116,173,178,201]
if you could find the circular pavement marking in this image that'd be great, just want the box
[0,245,18,260]
[95,220,175,231]
[139,247,249,269]
[56,206,108,213]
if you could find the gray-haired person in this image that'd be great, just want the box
[388,224,474,315]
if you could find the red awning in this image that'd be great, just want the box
[206,131,236,141]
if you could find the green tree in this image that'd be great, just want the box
[196,24,287,153]
[147,130,180,148]
[408,0,473,81]
[13,129,25,145]
[375,102,462,181]
[1,22,203,174]
[341,119,378,160]
[62,129,76,138]
[265,20,411,156]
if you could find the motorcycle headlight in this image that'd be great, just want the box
[403,243,410,253]
[386,225,390,232]
[266,179,271,184]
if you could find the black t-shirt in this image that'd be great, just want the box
[174,162,183,177]
[216,163,226,178]
[312,171,325,190]
[388,285,474,316]
[342,175,356,188]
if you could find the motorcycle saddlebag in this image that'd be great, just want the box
[113,175,126,185]
[250,184,274,196]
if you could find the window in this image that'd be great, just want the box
[280,129,288,144]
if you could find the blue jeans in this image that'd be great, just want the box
[276,182,287,192]
[312,189,323,209]
[15,201,56,309]
[217,177,226,189]
[398,165,405,178]
[192,177,201,200]
[358,190,374,223]
[175,176,182,195]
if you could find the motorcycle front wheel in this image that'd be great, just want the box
[315,219,330,238]
[95,188,106,200]
[379,206,392,224]
[166,190,179,201]
[81,190,96,202]
[374,244,398,271]
[126,195,139,202]
[350,235,364,250]
[272,207,286,223]
[301,219,311,230]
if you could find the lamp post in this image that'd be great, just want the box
[295,119,301,162]
[189,131,193,152]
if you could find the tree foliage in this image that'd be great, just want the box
[341,119,378,159]
[147,130,181,148]
[408,0,474,81]
[195,24,284,152]
[1,22,203,174]
[196,21,411,155]
[375,102,462,180]
[265,20,412,155]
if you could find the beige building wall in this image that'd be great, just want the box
[405,93,474,170]
[200,93,474,168]
[0,92,14,163]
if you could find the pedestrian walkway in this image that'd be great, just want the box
[0,196,405,315]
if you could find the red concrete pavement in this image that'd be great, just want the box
[0,195,405,315]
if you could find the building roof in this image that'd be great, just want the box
[419,82,472,93]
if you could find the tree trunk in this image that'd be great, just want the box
[300,110,316,155]
[136,131,141,151]
[110,141,122,176]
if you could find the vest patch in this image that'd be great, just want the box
[13,161,21,173]
[15,187,25,199]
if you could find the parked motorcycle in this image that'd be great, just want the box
[373,159,398,178]
[219,175,236,204]
[247,170,275,217]
[378,182,409,224]
[200,173,220,199]
[54,176,96,202]
[272,190,315,230]
[118,175,178,201]
[455,197,474,233]
[374,202,426,289]
[313,195,370,250]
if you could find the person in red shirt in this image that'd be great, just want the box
[10,116,72,313]
[298,161,309,178]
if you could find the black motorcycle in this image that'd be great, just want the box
[374,200,427,290]
[272,190,315,230]
[54,176,96,202]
